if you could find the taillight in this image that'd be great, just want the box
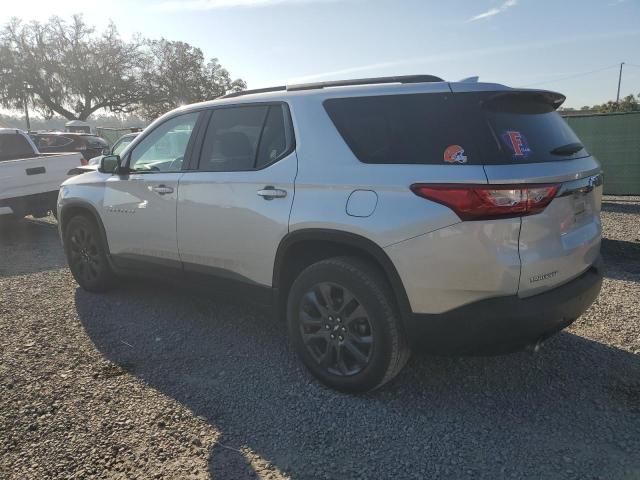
[410,184,559,220]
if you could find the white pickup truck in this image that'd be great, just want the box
[0,128,84,219]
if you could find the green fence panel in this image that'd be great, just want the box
[565,112,640,195]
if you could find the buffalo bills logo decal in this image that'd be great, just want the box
[501,131,532,159]
[443,145,468,164]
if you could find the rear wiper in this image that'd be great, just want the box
[550,142,584,155]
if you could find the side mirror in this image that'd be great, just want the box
[99,155,120,174]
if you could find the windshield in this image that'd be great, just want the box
[113,136,135,156]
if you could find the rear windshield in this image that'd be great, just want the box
[465,92,589,164]
[324,91,588,166]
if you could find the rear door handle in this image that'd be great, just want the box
[257,186,287,200]
[151,185,174,195]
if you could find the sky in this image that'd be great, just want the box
[2,0,640,109]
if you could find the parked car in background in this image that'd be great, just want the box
[88,132,139,166]
[29,132,109,164]
[0,128,83,219]
[58,75,603,393]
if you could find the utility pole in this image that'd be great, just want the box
[23,99,31,131]
[616,62,625,105]
[23,82,31,131]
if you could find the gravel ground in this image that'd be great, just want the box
[1,197,639,480]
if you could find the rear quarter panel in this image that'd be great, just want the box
[287,88,522,314]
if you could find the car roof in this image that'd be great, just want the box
[33,132,97,136]
[146,75,563,132]
[0,128,24,135]
[174,77,548,113]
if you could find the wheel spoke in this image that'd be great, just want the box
[343,339,369,367]
[318,344,335,369]
[335,346,349,375]
[315,284,334,311]
[302,328,329,342]
[300,310,322,327]
[70,235,81,250]
[344,304,368,325]
[337,289,356,315]
[87,263,98,280]
[304,290,328,316]
[350,333,373,345]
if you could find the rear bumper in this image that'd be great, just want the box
[405,259,603,355]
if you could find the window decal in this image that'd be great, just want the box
[501,131,532,159]
[443,145,468,164]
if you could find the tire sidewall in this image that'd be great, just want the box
[64,215,112,292]
[287,260,396,393]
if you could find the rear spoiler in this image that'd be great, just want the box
[482,89,566,111]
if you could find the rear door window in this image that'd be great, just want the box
[324,93,481,165]
[198,103,293,171]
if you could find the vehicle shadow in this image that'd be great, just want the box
[74,281,640,480]
[601,238,640,281]
[0,217,66,278]
[601,200,640,215]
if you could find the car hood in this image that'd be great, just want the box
[61,165,107,186]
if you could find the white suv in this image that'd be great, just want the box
[58,75,603,392]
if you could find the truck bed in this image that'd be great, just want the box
[0,152,84,216]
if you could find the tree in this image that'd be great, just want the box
[138,39,246,120]
[0,16,146,120]
[593,94,640,113]
[0,16,246,122]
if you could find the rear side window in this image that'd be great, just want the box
[324,93,481,165]
[0,133,34,161]
[35,135,73,149]
[256,105,289,169]
[198,103,293,171]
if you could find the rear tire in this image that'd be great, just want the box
[287,256,410,393]
[63,215,115,292]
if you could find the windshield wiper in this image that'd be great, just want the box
[550,142,584,155]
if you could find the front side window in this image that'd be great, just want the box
[198,104,292,171]
[129,112,199,172]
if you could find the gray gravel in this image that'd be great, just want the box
[1,198,639,480]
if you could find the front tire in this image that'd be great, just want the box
[287,257,410,393]
[64,215,115,292]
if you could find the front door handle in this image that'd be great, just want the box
[257,186,287,200]
[151,185,174,195]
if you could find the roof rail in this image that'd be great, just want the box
[221,85,286,99]
[219,74,444,99]
[287,74,444,92]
